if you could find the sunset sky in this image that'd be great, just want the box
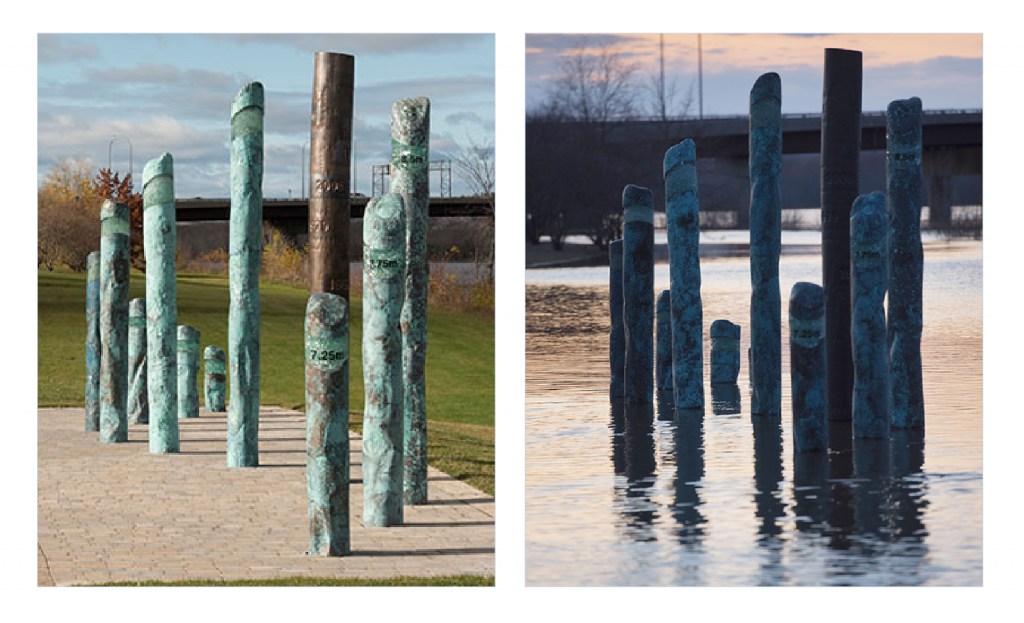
[37,34,495,198]
[526,33,982,116]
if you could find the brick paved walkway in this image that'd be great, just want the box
[37,407,494,586]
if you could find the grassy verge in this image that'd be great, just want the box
[38,267,494,495]
[90,575,495,587]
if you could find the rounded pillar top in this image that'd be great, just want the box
[87,251,100,276]
[710,319,741,339]
[887,96,923,146]
[622,184,653,210]
[100,198,130,221]
[204,345,226,361]
[391,97,431,136]
[789,282,825,320]
[231,81,264,117]
[610,239,623,256]
[143,152,173,186]
[129,298,146,316]
[851,191,888,248]
[750,72,781,127]
[305,292,349,338]
[364,193,406,247]
[656,289,671,312]
[664,138,696,176]
[177,325,201,342]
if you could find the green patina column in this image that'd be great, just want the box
[392,97,431,506]
[851,191,889,439]
[656,290,673,392]
[228,82,264,467]
[143,152,179,454]
[85,251,100,432]
[622,185,654,406]
[305,292,350,555]
[127,298,148,424]
[177,325,201,420]
[363,193,407,527]
[886,97,925,430]
[99,199,131,443]
[203,346,226,412]
[749,72,783,417]
[790,282,828,452]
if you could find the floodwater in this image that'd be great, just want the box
[525,239,982,586]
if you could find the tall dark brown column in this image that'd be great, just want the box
[308,52,355,297]
[820,48,862,423]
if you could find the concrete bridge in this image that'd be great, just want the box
[529,110,982,228]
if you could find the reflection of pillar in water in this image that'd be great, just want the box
[203,345,226,413]
[749,72,782,416]
[664,139,703,411]
[710,319,740,384]
[890,428,928,544]
[622,185,654,405]
[710,383,741,415]
[392,97,431,506]
[228,82,264,467]
[886,97,925,430]
[656,290,673,391]
[362,193,407,527]
[127,298,148,424]
[143,153,178,454]
[851,192,889,439]
[85,251,101,432]
[671,410,706,545]
[308,52,354,297]
[99,199,131,444]
[655,389,675,421]
[622,402,657,539]
[792,450,829,535]
[609,239,625,398]
[789,282,828,451]
[609,398,626,474]
[305,292,350,556]
[176,325,200,420]
[853,438,890,539]
[752,415,784,538]
[827,420,855,549]
[821,48,862,423]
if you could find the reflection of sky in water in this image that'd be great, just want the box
[526,242,982,586]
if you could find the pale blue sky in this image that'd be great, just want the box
[38,33,495,197]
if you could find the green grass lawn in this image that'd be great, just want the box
[38,267,494,494]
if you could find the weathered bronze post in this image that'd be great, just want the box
[127,298,148,424]
[177,325,201,420]
[228,81,264,467]
[821,48,862,423]
[85,251,100,432]
[305,292,350,555]
[851,191,889,439]
[392,97,431,506]
[622,184,654,406]
[886,97,925,430]
[99,199,131,443]
[308,51,355,297]
[362,193,407,527]
[143,153,179,453]
[656,290,673,392]
[789,282,827,451]
[203,345,226,413]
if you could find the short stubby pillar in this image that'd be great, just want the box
[228,81,264,467]
[143,152,179,454]
[99,199,131,443]
[609,239,625,398]
[392,97,431,506]
[127,298,148,425]
[362,193,407,527]
[664,139,704,411]
[749,72,783,417]
[203,345,226,413]
[886,97,925,430]
[851,191,889,439]
[85,251,101,432]
[656,290,673,392]
[710,319,741,384]
[789,282,828,452]
[177,325,201,420]
[305,292,350,556]
[622,184,654,405]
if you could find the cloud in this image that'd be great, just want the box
[38,34,100,63]
[88,63,238,89]
[445,111,485,127]
[213,33,490,56]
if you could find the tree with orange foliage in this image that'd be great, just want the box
[93,168,145,272]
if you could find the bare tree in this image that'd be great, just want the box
[453,136,495,280]
[547,36,640,138]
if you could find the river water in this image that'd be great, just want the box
[525,238,982,586]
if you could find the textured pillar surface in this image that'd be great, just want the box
[362,193,407,526]
[308,52,354,297]
[392,97,431,506]
[664,139,704,411]
[749,72,782,417]
[228,82,263,468]
[790,282,828,452]
[99,199,130,443]
[127,298,148,424]
[886,97,925,430]
[622,185,654,405]
[851,191,889,439]
[710,319,741,384]
[203,345,226,413]
[143,153,178,453]
[305,292,350,555]
[85,251,101,432]
[656,290,673,391]
[176,325,200,420]
[609,239,625,398]
[821,48,862,422]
